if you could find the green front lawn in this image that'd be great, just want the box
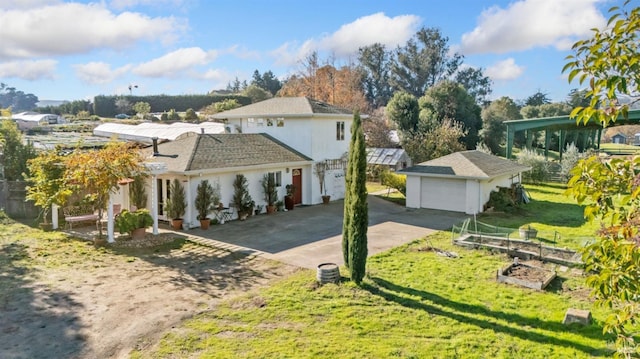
[135,183,612,358]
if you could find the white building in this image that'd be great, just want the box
[12,112,65,131]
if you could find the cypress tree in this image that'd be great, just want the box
[342,110,368,284]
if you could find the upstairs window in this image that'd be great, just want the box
[336,121,345,141]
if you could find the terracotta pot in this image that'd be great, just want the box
[200,218,210,230]
[131,227,146,240]
[322,195,331,204]
[171,219,183,230]
[284,195,294,210]
[266,205,276,214]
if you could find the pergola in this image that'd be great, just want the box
[504,109,640,159]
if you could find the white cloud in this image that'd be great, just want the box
[132,47,218,77]
[3,0,59,10]
[271,12,420,66]
[109,0,188,10]
[0,3,185,59]
[485,58,525,81]
[460,0,606,54]
[74,62,131,84]
[0,59,57,80]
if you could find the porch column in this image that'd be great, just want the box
[52,204,59,230]
[107,195,115,243]
[151,174,159,235]
[145,162,167,236]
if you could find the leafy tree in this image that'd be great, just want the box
[380,170,406,196]
[64,141,145,238]
[524,90,552,106]
[133,102,151,118]
[25,150,70,224]
[251,70,282,96]
[419,80,482,149]
[362,107,395,148]
[566,88,591,108]
[563,2,640,356]
[516,148,551,184]
[401,119,466,163]
[454,67,493,105]
[358,43,393,108]
[342,110,368,284]
[115,97,132,114]
[0,83,38,112]
[184,108,199,122]
[0,119,36,180]
[280,53,368,110]
[226,77,248,93]
[390,27,462,97]
[480,96,521,155]
[386,91,420,133]
[242,84,272,103]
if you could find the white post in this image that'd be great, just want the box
[107,196,114,243]
[52,204,59,230]
[185,178,192,229]
[151,174,159,235]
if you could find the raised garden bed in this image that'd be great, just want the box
[496,260,556,290]
[453,234,583,267]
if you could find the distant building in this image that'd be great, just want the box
[612,133,627,144]
[366,148,412,172]
[12,112,65,131]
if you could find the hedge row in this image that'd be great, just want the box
[93,94,251,117]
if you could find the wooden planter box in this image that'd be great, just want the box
[496,262,556,290]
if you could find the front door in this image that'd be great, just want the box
[292,168,302,205]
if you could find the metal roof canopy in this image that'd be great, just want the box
[504,109,640,159]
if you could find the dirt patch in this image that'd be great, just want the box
[506,264,551,282]
[0,233,298,359]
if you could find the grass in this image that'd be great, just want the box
[475,182,598,249]
[133,183,613,359]
[367,181,406,206]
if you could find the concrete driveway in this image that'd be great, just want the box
[189,196,468,269]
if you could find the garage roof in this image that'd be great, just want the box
[399,150,530,179]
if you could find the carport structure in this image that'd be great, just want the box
[504,109,640,159]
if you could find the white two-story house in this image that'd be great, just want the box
[141,97,358,228]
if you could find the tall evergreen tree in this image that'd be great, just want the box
[342,110,368,284]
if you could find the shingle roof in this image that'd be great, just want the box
[366,148,409,166]
[211,96,354,119]
[399,150,530,179]
[143,133,312,173]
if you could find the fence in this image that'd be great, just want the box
[0,180,39,219]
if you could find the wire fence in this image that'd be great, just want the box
[452,218,561,247]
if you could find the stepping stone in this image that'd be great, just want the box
[563,308,591,325]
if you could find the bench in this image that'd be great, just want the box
[63,205,100,230]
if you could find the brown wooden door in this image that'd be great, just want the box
[292,168,302,205]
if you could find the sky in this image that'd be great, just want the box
[0,0,621,104]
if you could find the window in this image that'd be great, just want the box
[336,121,345,141]
[277,118,284,127]
[257,118,264,127]
[267,118,274,126]
[248,118,255,127]
[269,171,282,187]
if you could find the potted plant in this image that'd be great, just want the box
[254,204,264,215]
[284,184,296,210]
[195,179,220,229]
[115,209,153,240]
[261,174,278,214]
[165,178,187,230]
[232,174,253,220]
[519,225,538,240]
[129,174,148,210]
[275,200,285,212]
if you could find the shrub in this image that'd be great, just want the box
[380,170,406,196]
[114,209,153,234]
[559,142,584,181]
[516,148,551,184]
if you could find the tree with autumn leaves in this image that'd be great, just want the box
[563,1,640,357]
[26,141,146,238]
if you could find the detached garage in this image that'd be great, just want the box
[399,150,530,215]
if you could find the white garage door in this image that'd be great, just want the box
[420,177,466,212]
